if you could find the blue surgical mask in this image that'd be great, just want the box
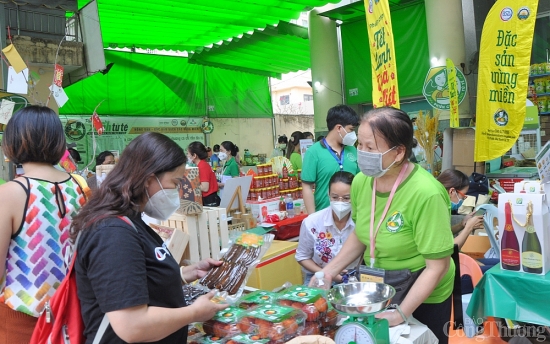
[451,190,464,211]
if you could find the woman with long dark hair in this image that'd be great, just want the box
[0,106,88,343]
[286,131,305,171]
[217,141,240,190]
[72,132,227,343]
[188,141,220,206]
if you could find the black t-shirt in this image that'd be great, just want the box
[76,215,186,344]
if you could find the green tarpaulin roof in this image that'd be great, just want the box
[60,50,273,118]
[82,0,338,52]
[188,21,310,78]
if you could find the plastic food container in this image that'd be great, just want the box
[277,285,328,322]
[237,305,306,343]
[202,306,247,338]
[188,335,227,344]
[226,334,269,344]
[238,290,279,309]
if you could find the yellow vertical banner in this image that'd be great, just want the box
[474,1,538,162]
[446,59,459,128]
[364,0,399,108]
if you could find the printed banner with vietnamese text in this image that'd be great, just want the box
[446,59,459,127]
[363,0,399,108]
[474,1,538,162]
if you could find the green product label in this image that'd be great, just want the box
[241,291,277,305]
[213,307,246,323]
[278,285,323,304]
[522,251,543,269]
[228,334,270,344]
[247,305,296,323]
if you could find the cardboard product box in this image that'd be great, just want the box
[247,198,304,223]
[246,240,303,290]
[452,128,476,166]
[247,197,280,222]
[461,235,491,260]
[498,193,550,275]
[176,167,203,215]
[453,163,485,177]
[149,223,190,264]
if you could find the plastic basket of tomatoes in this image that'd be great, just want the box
[202,306,246,339]
[237,304,305,344]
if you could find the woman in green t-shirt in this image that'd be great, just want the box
[217,141,240,189]
[286,131,305,171]
[311,107,455,344]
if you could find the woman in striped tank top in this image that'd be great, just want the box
[0,106,87,343]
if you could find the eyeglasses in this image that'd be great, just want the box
[456,190,467,200]
[330,194,351,202]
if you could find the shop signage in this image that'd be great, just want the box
[364,0,399,108]
[422,66,466,111]
[60,116,205,169]
[474,0,539,162]
[446,59,460,127]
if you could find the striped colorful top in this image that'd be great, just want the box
[0,175,86,317]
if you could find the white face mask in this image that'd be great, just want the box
[143,177,181,221]
[218,152,228,161]
[330,201,352,220]
[339,127,357,146]
[357,146,397,178]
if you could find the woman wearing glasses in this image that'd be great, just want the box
[436,169,483,249]
[295,171,360,285]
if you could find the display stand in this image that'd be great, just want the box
[226,185,246,215]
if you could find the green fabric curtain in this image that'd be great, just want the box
[341,2,430,104]
[61,50,273,118]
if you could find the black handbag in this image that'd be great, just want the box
[466,172,489,200]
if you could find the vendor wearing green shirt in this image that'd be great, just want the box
[217,140,240,189]
[302,105,360,213]
[314,107,455,344]
[286,131,305,171]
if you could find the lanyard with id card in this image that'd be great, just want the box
[360,162,409,284]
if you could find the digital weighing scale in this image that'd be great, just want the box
[327,282,396,344]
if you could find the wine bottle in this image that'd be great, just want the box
[522,203,542,274]
[501,201,520,271]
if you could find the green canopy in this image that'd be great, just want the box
[81,0,338,52]
[338,1,430,104]
[60,50,272,118]
[188,21,310,78]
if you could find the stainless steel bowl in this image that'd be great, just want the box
[327,282,395,315]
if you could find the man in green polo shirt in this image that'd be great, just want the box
[302,105,360,213]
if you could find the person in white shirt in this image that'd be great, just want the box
[295,171,360,285]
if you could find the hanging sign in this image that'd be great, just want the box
[53,64,64,87]
[474,1,538,162]
[446,59,460,128]
[363,0,399,108]
[422,66,466,111]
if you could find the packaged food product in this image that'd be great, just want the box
[226,334,270,344]
[203,306,247,338]
[536,97,548,113]
[237,305,306,343]
[239,290,279,309]
[199,233,274,299]
[535,78,545,94]
[188,335,227,344]
[545,77,550,93]
[277,285,328,322]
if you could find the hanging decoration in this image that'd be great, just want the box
[201,117,214,134]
